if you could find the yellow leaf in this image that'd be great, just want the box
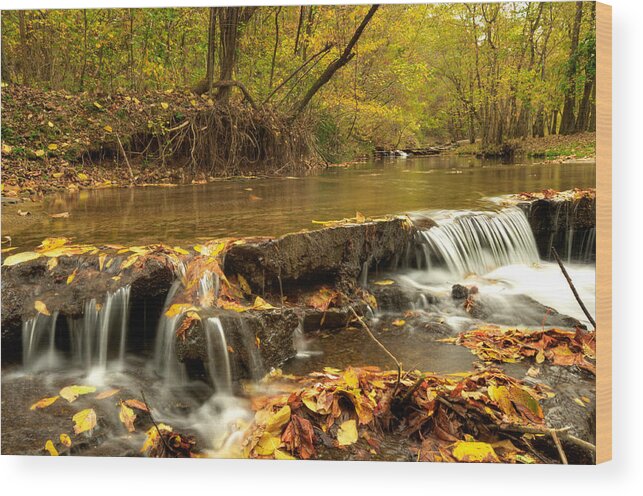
[35,300,50,316]
[3,251,42,266]
[103,125,113,133]
[274,449,296,460]
[337,419,358,446]
[95,388,120,400]
[67,268,78,284]
[161,102,169,110]
[119,402,137,432]
[98,253,108,271]
[60,433,72,447]
[30,396,59,410]
[342,368,359,389]
[238,274,251,295]
[52,172,64,178]
[172,246,190,255]
[93,101,103,109]
[72,408,97,434]
[451,441,500,463]
[48,121,54,128]
[374,280,395,286]
[38,237,71,251]
[355,211,366,223]
[392,319,405,327]
[254,433,282,456]
[265,405,291,434]
[487,384,514,417]
[252,296,275,310]
[535,349,545,364]
[2,143,13,154]
[60,385,96,403]
[165,303,196,318]
[573,398,586,408]
[141,423,172,453]
[44,440,59,456]
[47,144,58,151]
[35,149,45,157]
[47,257,58,271]
[77,173,89,181]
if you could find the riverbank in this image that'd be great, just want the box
[1,84,320,199]
[453,132,596,161]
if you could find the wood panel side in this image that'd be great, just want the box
[595,1,612,464]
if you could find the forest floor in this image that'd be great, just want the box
[453,132,596,161]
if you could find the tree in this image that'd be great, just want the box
[559,1,583,135]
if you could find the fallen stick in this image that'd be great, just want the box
[116,133,135,185]
[349,306,402,394]
[550,429,569,464]
[551,247,596,329]
[492,424,596,454]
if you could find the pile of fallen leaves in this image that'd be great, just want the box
[444,326,596,374]
[514,188,596,202]
[30,384,200,457]
[240,366,554,463]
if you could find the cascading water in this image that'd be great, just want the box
[203,317,233,394]
[153,280,187,385]
[22,311,60,372]
[68,285,131,375]
[416,207,540,278]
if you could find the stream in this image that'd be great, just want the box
[1,156,597,459]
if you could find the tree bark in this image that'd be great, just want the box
[291,5,380,117]
[559,1,583,135]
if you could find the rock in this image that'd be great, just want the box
[224,217,414,293]
[516,195,596,261]
[451,284,469,300]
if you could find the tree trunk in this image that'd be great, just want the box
[269,7,281,89]
[559,1,583,135]
[206,7,217,94]
[291,5,380,117]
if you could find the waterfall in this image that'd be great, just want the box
[153,280,187,385]
[417,207,540,278]
[22,311,60,372]
[204,317,233,394]
[198,270,219,307]
[69,285,131,374]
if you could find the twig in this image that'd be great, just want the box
[349,306,402,394]
[140,390,172,455]
[491,424,596,454]
[551,247,596,329]
[550,429,568,464]
[116,133,135,185]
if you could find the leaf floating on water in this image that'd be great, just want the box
[39,237,71,251]
[3,251,42,266]
[391,319,405,327]
[119,402,137,432]
[44,440,59,456]
[34,300,51,316]
[60,385,96,403]
[337,419,358,446]
[95,388,120,400]
[451,441,499,463]
[73,408,97,435]
[123,399,149,412]
[49,212,70,219]
[60,433,72,447]
[373,279,395,286]
[30,396,59,411]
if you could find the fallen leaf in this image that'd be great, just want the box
[392,319,405,327]
[30,396,59,410]
[119,402,137,432]
[77,173,89,181]
[374,280,395,286]
[451,441,499,463]
[103,125,113,132]
[67,269,78,285]
[60,385,96,403]
[3,251,42,266]
[95,388,120,400]
[72,408,97,434]
[161,102,169,110]
[34,300,51,316]
[44,440,59,456]
[49,212,70,219]
[60,433,72,447]
[337,419,358,446]
[123,399,149,412]
[47,144,58,151]
[17,209,31,216]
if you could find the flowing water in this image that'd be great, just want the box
[1,156,596,457]
[3,156,595,249]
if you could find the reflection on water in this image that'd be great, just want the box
[4,156,595,249]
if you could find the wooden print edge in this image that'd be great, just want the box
[595,1,612,464]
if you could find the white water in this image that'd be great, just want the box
[153,280,187,384]
[204,317,233,393]
[22,311,60,372]
[416,207,539,281]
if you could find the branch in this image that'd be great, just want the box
[209,80,258,110]
[551,247,596,329]
[349,306,401,394]
[291,5,380,117]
